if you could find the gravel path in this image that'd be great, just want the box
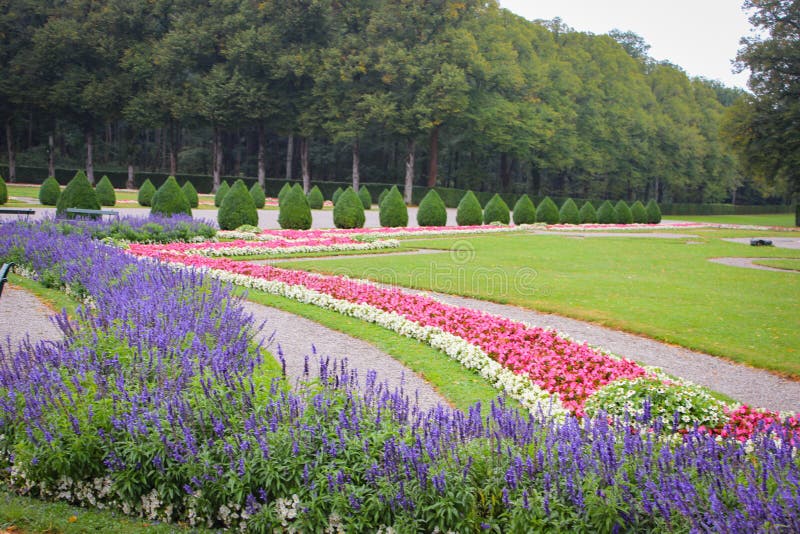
[724,237,800,249]
[0,285,63,351]
[709,257,799,272]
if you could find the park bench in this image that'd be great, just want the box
[0,208,35,219]
[0,262,13,299]
[65,208,120,219]
[750,238,773,247]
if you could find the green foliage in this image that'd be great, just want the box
[558,198,580,224]
[597,200,616,224]
[137,179,156,207]
[457,190,483,226]
[214,181,230,207]
[357,186,372,209]
[646,200,662,224]
[0,176,7,205]
[482,193,510,224]
[333,187,365,228]
[249,182,266,209]
[614,200,633,225]
[630,200,648,223]
[39,176,61,206]
[182,181,199,208]
[535,196,559,224]
[579,201,598,224]
[416,189,448,227]
[512,194,536,225]
[219,179,258,230]
[307,185,324,209]
[277,182,292,206]
[95,175,116,206]
[331,187,344,206]
[378,185,408,227]
[278,184,312,230]
[56,171,100,217]
[378,188,389,206]
[151,176,191,217]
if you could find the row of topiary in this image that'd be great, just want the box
[38,175,118,207]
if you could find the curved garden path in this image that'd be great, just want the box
[709,257,799,272]
[0,285,63,351]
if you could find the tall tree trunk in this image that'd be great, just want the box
[285,134,294,181]
[127,164,135,189]
[212,126,222,190]
[300,137,310,193]
[427,125,439,188]
[86,129,95,185]
[5,119,15,182]
[257,124,266,188]
[403,138,415,204]
[352,138,360,191]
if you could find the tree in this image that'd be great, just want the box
[56,171,100,217]
[457,191,483,226]
[151,176,191,217]
[333,187,366,229]
[95,175,116,206]
[219,179,258,230]
[379,186,408,227]
[278,184,312,230]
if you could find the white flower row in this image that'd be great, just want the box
[184,239,401,257]
[220,225,532,242]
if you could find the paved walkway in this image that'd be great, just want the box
[709,257,799,272]
[0,285,63,351]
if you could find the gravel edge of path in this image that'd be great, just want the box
[0,284,63,351]
[709,257,800,272]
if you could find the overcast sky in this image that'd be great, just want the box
[499,0,754,89]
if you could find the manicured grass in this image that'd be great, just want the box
[663,213,796,227]
[278,231,800,377]
[753,258,800,272]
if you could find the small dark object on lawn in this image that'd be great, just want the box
[750,238,773,246]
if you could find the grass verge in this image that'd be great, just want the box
[663,213,796,227]
[752,258,800,272]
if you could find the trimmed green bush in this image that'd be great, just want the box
[95,175,116,206]
[277,182,292,206]
[579,201,598,224]
[333,187,365,228]
[249,183,266,209]
[307,185,324,210]
[512,194,536,225]
[151,176,191,217]
[214,181,230,207]
[219,179,258,230]
[0,176,6,205]
[137,179,156,207]
[559,198,580,225]
[646,199,662,224]
[278,183,312,230]
[332,187,344,206]
[379,185,408,228]
[597,200,616,224]
[56,171,100,217]
[631,200,648,224]
[378,188,389,206]
[182,181,199,208]
[358,186,372,210]
[614,200,633,225]
[39,176,61,206]
[456,190,483,226]
[483,193,510,225]
[535,196,560,225]
[416,189,447,227]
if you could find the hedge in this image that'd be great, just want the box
[219,180,258,230]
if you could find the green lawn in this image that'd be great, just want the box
[753,258,800,272]
[663,213,796,227]
[278,230,800,377]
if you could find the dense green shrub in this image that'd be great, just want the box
[535,196,560,224]
[277,182,292,206]
[214,181,230,207]
[278,184,312,230]
[416,189,447,227]
[614,200,633,225]
[631,200,648,223]
[456,191,483,226]
[378,188,389,206]
[333,187,365,228]
[378,186,408,227]
[249,182,266,209]
[0,176,6,205]
[358,186,372,209]
[332,187,344,206]
[151,176,191,217]
[558,198,580,224]
[95,175,116,206]
[646,199,662,224]
[182,180,199,208]
[512,194,536,225]
[39,176,61,206]
[137,178,156,206]
[307,185,324,209]
[219,180,258,230]
[56,171,100,217]
[579,201,598,224]
[597,200,616,224]
[483,193,510,224]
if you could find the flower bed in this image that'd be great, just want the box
[218,224,531,242]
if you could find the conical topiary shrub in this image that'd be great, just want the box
[307,185,324,210]
[512,194,536,225]
[137,179,156,207]
[379,185,408,228]
[219,179,258,230]
[535,196,560,225]
[417,189,447,227]
[597,200,616,224]
[332,187,344,206]
[39,176,61,206]
[333,187,365,229]
[182,181,199,208]
[95,175,116,206]
[483,194,510,225]
[151,175,191,217]
[614,200,633,225]
[645,199,662,224]
[277,182,292,206]
[579,201,597,224]
[0,176,6,205]
[358,186,372,210]
[456,191,483,226]
[56,171,100,218]
[214,181,230,207]
[249,183,266,209]
[559,198,580,225]
[278,183,312,230]
[378,188,389,206]
[630,200,648,224]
